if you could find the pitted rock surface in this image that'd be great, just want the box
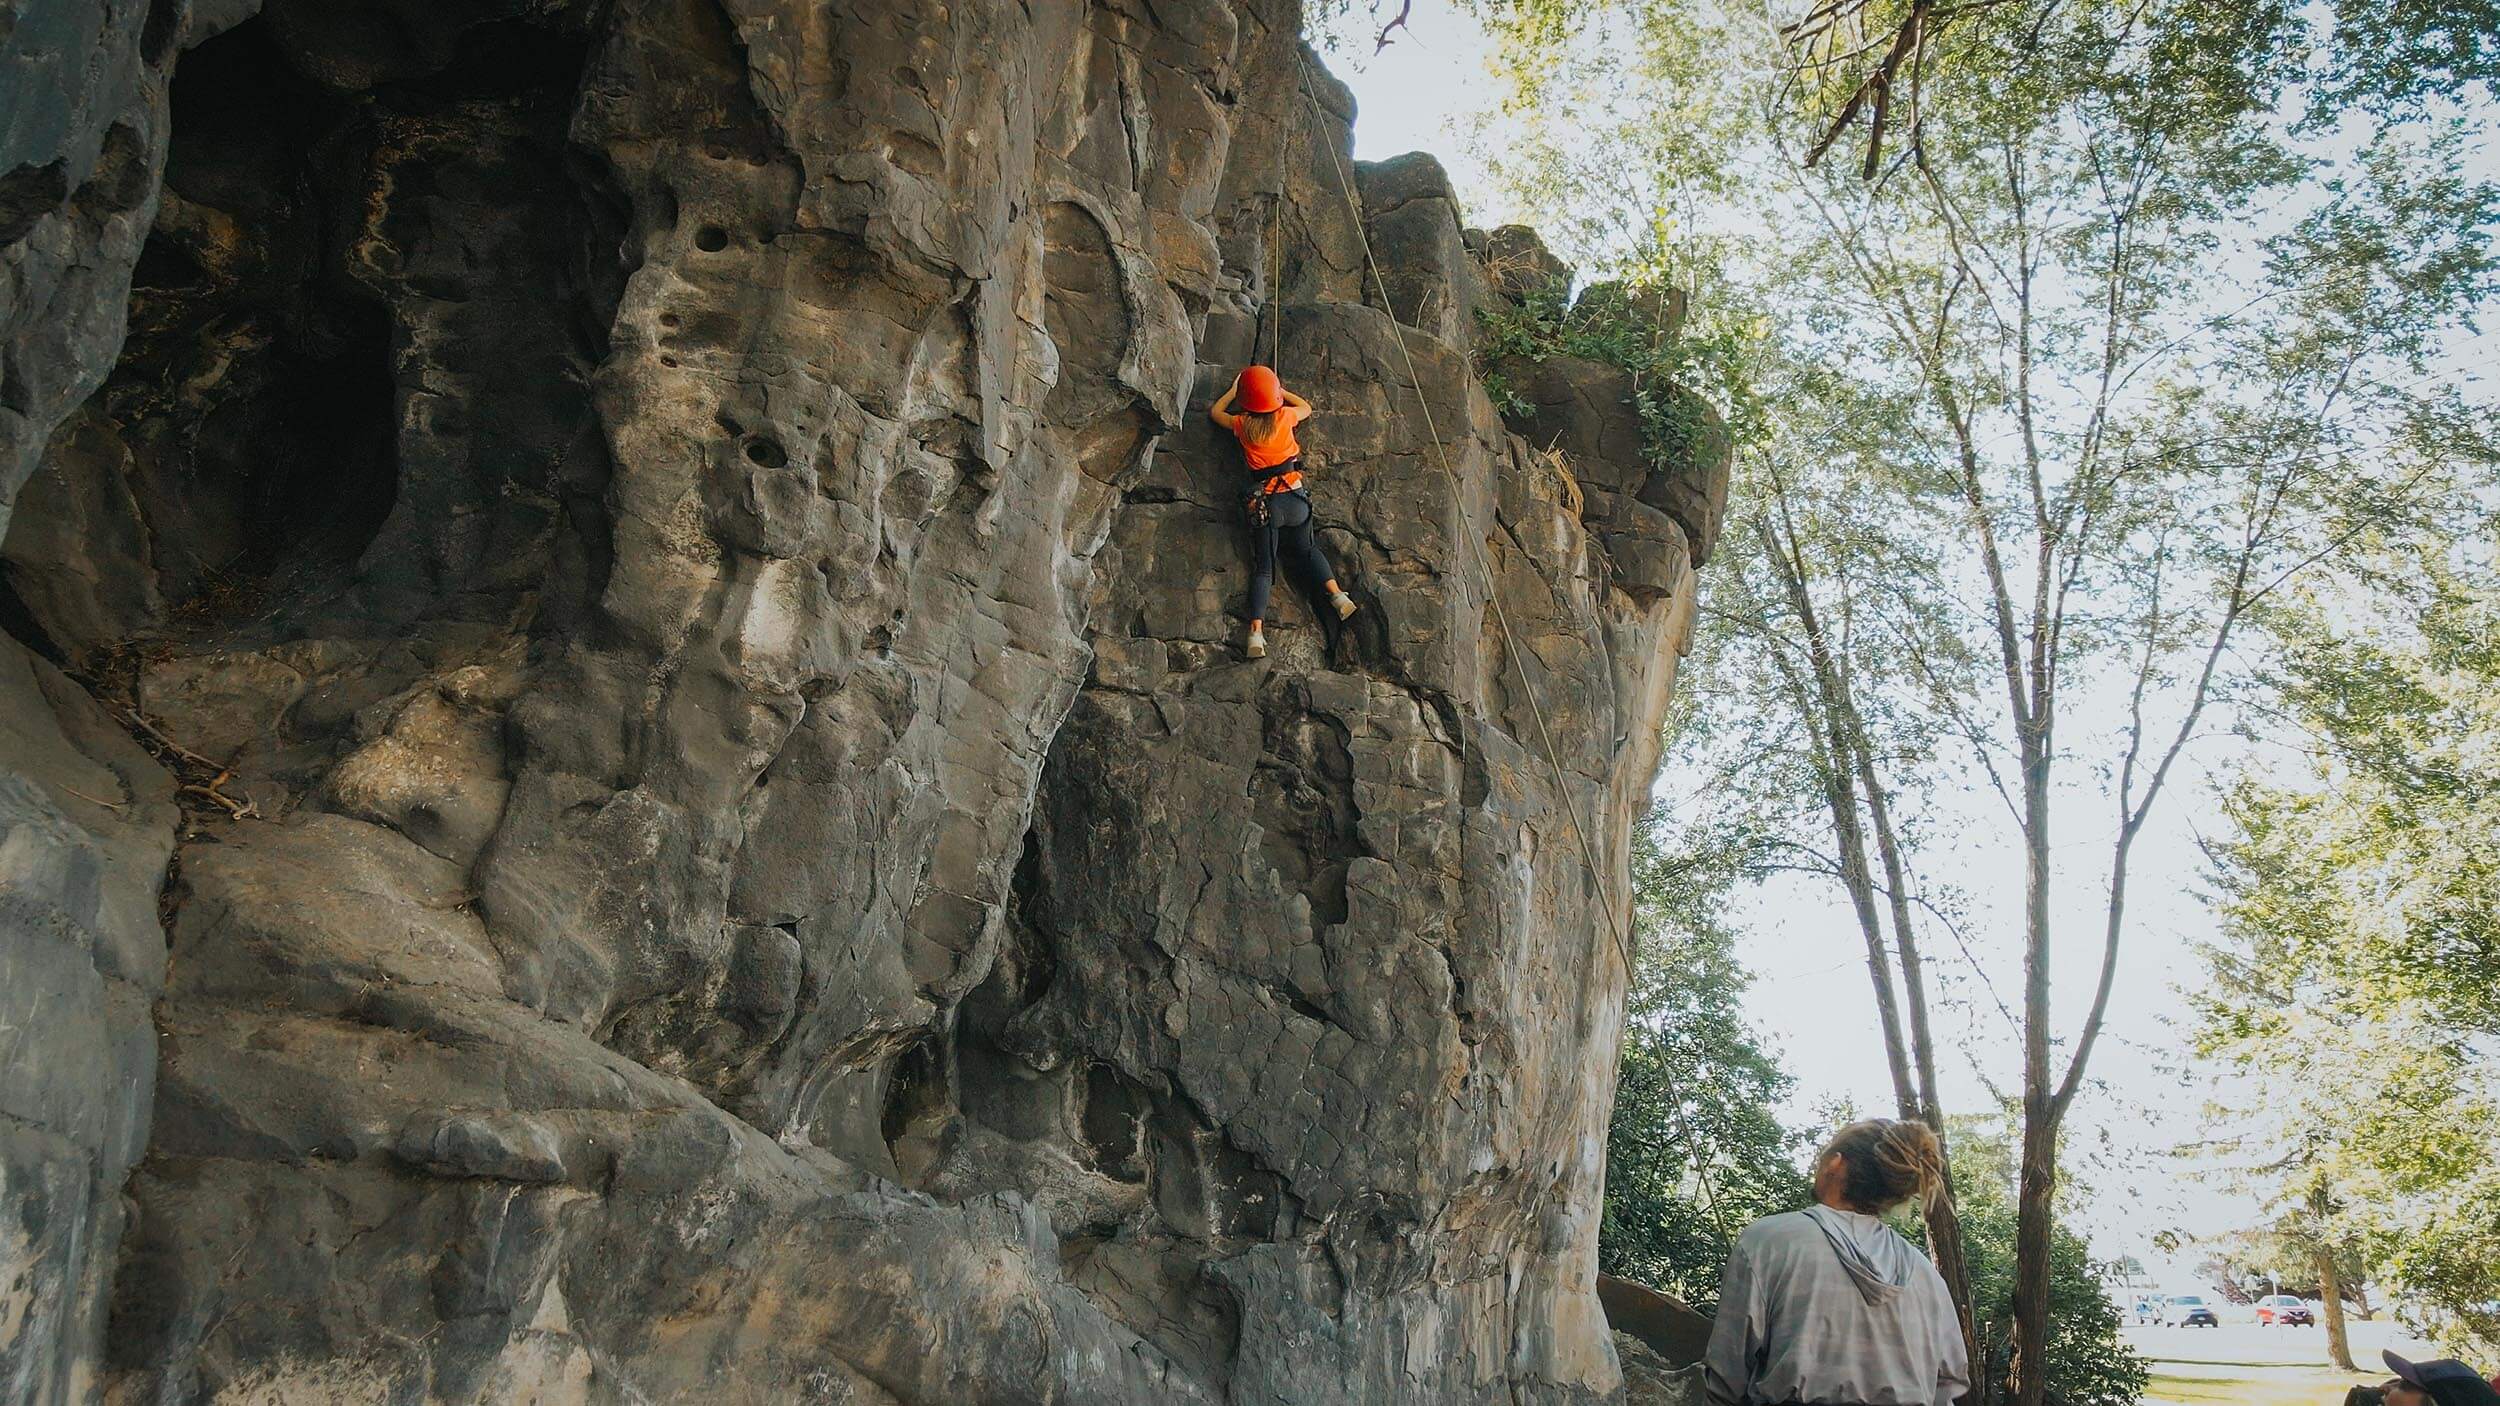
[0,1,1731,1402]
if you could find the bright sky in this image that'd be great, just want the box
[1317,0,2498,1287]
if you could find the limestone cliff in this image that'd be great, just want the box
[0,1,1729,1401]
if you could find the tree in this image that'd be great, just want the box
[1751,438,1986,1363]
[2193,547,2500,1363]
[1469,3,2499,1402]
[1941,1114,2148,1406]
[1477,269,1984,1348]
[1587,0,2500,176]
[1601,803,1813,1306]
[1599,804,2148,1406]
[2211,1220,2376,1368]
[2208,1237,2374,1311]
[1697,342,1992,1363]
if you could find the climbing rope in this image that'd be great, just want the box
[1268,79,1296,373]
[1270,205,1286,371]
[1270,167,1290,372]
[1287,60,1640,987]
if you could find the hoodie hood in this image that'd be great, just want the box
[1801,1204,1922,1306]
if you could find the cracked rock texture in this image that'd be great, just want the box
[0,0,1729,1402]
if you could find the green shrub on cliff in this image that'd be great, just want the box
[1472,281,1749,485]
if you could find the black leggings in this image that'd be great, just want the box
[1248,516,1337,621]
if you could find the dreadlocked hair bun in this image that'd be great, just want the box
[1820,1118,1945,1214]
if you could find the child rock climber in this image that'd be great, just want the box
[1208,364,1356,659]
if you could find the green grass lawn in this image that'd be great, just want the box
[2148,1367,2376,1406]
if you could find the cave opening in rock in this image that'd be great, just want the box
[1080,1062,1152,1184]
[390,19,593,105]
[0,572,66,664]
[7,10,617,654]
[880,1037,957,1186]
[130,17,399,623]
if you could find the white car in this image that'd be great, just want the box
[2163,1294,2220,1327]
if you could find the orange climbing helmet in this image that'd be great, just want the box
[1237,364,1284,413]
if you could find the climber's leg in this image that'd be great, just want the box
[1276,521,1331,589]
[1279,524,1357,619]
[1248,522,1279,620]
[1246,523,1278,657]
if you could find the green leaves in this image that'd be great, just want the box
[1599,807,1811,1306]
[2196,547,2500,1359]
[1940,1118,2151,1406]
[2305,0,2500,123]
[1471,281,1757,471]
[2217,563,2500,1034]
[1447,0,2500,1382]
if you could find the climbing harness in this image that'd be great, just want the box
[1287,59,1638,986]
[1245,462,1309,528]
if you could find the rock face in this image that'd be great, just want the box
[1600,1274,1713,1406]
[0,1,1729,1402]
[1616,1332,1709,1406]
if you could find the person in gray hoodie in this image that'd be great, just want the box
[1703,1118,1971,1406]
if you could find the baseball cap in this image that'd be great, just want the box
[2384,1351,2500,1406]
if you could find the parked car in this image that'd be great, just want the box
[2164,1294,2220,1327]
[2255,1294,2315,1326]
[2132,1298,2161,1324]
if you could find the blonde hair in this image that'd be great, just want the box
[1239,406,1284,446]
[1819,1118,1946,1214]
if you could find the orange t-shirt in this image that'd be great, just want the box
[1230,406,1310,476]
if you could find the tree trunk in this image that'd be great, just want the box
[1923,1188,1980,1396]
[2008,738,2056,1406]
[2007,1107,2058,1406]
[1755,513,1922,1114]
[1856,737,1980,1377]
[1757,503,1979,1395]
[2318,1243,2356,1370]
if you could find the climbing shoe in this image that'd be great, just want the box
[1331,592,1358,620]
[1244,625,1267,659]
